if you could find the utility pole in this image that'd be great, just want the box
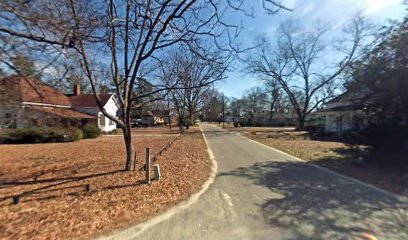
[167,95,172,129]
[222,93,225,128]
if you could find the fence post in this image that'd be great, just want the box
[145,147,151,184]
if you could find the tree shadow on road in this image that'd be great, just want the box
[218,161,408,240]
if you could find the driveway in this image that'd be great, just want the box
[105,123,408,240]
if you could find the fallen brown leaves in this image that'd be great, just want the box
[247,134,350,161]
[0,127,210,240]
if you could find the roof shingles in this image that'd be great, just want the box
[0,76,71,106]
[26,106,96,119]
[0,76,99,120]
[68,94,112,107]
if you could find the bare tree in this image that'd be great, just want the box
[263,79,281,125]
[161,47,227,129]
[0,0,289,171]
[247,16,372,129]
[202,88,223,122]
[229,97,243,121]
[240,86,268,125]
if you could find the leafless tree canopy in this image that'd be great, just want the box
[160,46,227,128]
[246,16,373,129]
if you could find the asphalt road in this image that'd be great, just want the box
[106,123,408,240]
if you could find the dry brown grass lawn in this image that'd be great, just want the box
[220,126,407,197]
[0,127,210,240]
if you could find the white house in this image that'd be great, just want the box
[318,92,368,134]
[68,85,119,132]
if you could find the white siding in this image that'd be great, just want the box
[324,110,366,134]
[72,96,119,132]
[99,96,118,132]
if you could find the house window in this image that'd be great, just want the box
[99,115,105,126]
[109,119,115,126]
[3,113,16,128]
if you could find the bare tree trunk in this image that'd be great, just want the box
[269,100,276,126]
[297,115,306,130]
[178,115,184,131]
[123,124,135,171]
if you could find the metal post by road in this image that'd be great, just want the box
[222,93,225,128]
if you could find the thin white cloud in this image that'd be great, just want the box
[363,0,404,15]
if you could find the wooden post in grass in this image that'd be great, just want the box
[145,147,151,184]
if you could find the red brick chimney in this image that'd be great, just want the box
[73,84,81,96]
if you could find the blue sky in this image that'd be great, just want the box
[218,0,406,98]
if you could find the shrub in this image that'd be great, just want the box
[303,125,325,134]
[82,124,101,138]
[233,122,239,127]
[183,119,193,126]
[66,128,84,141]
[103,129,119,135]
[352,122,408,164]
[0,127,83,144]
[239,120,248,127]
[360,123,408,150]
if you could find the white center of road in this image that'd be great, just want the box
[222,192,234,207]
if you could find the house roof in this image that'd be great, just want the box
[322,91,367,112]
[325,93,348,105]
[25,106,96,119]
[324,90,368,105]
[319,105,364,112]
[0,75,71,106]
[68,94,112,107]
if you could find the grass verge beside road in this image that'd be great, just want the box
[0,127,210,240]
[214,123,408,197]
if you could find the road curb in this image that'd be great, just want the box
[213,124,407,202]
[98,125,218,240]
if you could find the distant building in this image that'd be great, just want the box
[244,110,297,127]
[141,110,170,126]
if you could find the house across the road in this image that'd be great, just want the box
[0,75,119,132]
[141,110,170,126]
[240,110,297,127]
[317,91,368,134]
